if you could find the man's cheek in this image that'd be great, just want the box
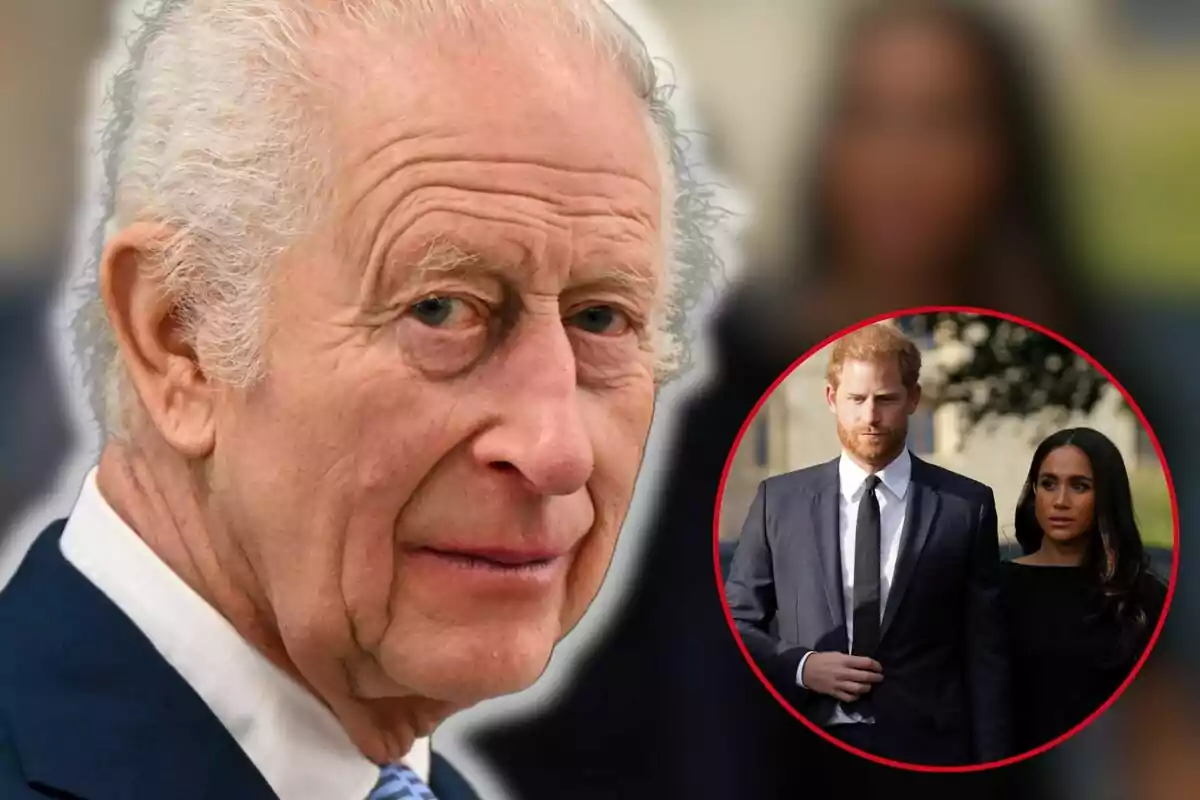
[341,517,402,648]
[558,521,619,633]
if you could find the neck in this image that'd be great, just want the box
[1029,536,1087,566]
[831,257,966,305]
[94,436,430,764]
[796,272,963,340]
[97,439,279,651]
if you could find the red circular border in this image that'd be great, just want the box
[711,305,1181,773]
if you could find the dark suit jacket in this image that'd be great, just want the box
[0,520,480,800]
[725,455,1014,765]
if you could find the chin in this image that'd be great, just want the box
[1045,529,1087,545]
[378,619,560,705]
[854,443,891,463]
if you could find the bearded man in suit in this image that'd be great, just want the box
[726,323,1013,766]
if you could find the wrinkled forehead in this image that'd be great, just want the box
[304,14,663,202]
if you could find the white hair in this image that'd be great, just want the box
[74,0,725,438]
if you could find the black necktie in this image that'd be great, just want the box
[852,474,882,658]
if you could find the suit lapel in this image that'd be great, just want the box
[809,460,844,632]
[430,751,483,800]
[0,522,276,800]
[881,458,941,641]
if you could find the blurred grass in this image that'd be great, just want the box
[1069,65,1200,292]
[1131,465,1176,549]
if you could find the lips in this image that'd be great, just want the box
[404,543,573,590]
[1046,516,1075,526]
[417,546,565,568]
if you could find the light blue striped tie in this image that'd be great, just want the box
[368,762,438,800]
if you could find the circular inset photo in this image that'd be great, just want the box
[714,307,1178,772]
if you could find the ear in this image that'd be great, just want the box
[825,382,837,413]
[100,223,215,457]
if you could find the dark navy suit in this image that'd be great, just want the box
[725,455,1014,766]
[0,521,480,800]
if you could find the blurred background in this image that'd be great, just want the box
[651,0,1200,294]
[718,312,1176,584]
[1,0,1197,798]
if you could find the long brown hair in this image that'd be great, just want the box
[1015,428,1161,652]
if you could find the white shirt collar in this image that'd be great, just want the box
[58,468,431,799]
[838,448,912,502]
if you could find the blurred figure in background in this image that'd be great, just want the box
[1002,427,1168,756]
[0,1,111,537]
[804,0,1079,315]
[748,0,1085,361]
[1123,662,1200,800]
[476,1,1082,796]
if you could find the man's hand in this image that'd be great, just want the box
[802,653,883,703]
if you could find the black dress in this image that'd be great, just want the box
[1000,561,1168,754]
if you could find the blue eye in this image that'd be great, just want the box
[408,296,484,329]
[411,297,454,326]
[410,297,451,326]
[569,305,629,335]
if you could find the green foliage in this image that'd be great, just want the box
[1072,81,1200,291]
[899,313,1174,551]
[1131,467,1176,550]
[901,312,1113,427]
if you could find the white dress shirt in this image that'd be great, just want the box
[59,468,431,799]
[796,449,912,724]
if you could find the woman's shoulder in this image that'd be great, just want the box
[1141,569,1169,591]
[1138,570,1170,614]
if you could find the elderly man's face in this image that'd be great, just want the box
[210,30,662,710]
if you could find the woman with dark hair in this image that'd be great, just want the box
[1002,427,1168,754]
[736,0,1090,363]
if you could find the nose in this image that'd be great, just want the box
[865,398,882,425]
[1052,486,1071,509]
[471,317,595,496]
